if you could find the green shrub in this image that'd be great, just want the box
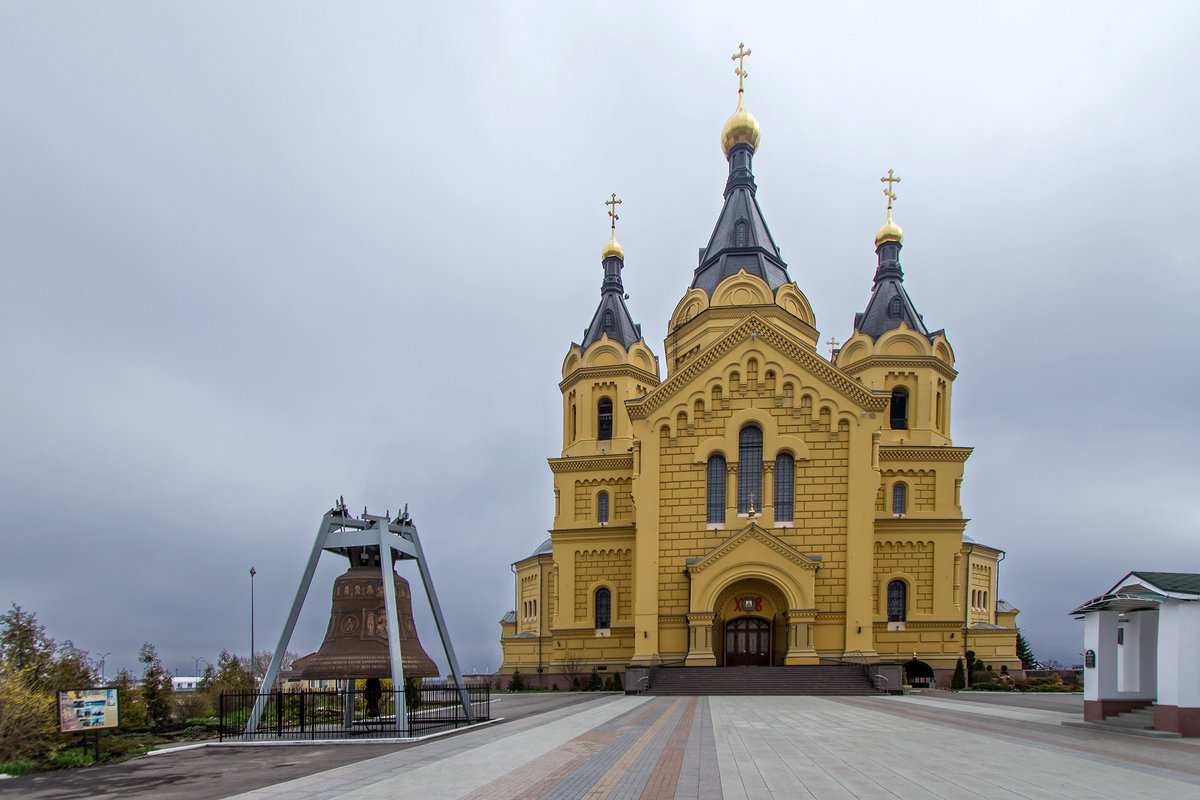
[551,683,559,691]
[950,659,965,690]
[506,670,527,692]
[969,670,995,686]
[51,747,93,769]
[584,668,603,691]
[0,758,34,776]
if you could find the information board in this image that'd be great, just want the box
[58,688,120,732]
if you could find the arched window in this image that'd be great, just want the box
[892,482,907,515]
[735,219,749,247]
[595,587,611,629]
[887,580,907,622]
[774,453,794,523]
[603,309,614,332]
[597,398,613,440]
[597,491,609,523]
[737,425,763,514]
[707,454,726,524]
[890,387,908,430]
[888,296,902,318]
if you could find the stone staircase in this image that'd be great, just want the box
[646,665,878,696]
[1062,704,1182,739]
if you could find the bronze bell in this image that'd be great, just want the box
[299,547,438,680]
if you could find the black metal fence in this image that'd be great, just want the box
[219,682,490,742]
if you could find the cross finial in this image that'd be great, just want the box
[880,169,901,214]
[731,43,752,93]
[605,193,622,232]
[827,336,839,358]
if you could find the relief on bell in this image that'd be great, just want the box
[297,562,438,680]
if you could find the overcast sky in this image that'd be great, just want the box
[2,2,1197,678]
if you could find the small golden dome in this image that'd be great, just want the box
[721,94,761,155]
[602,231,624,261]
[874,210,903,247]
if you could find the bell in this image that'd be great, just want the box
[299,547,438,680]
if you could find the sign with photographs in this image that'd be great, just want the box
[58,688,120,732]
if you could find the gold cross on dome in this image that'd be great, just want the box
[605,193,622,232]
[880,169,901,212]
[731,43,752,93]
[827,336,839,357]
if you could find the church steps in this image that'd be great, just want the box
[646,665,878,696]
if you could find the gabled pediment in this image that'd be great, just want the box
[628,312,887,418]
[688,521,821,575]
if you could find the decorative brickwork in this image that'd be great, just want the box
[573,478,633,522]
[574,548,632,622]
[876,469,935,512]
[873,540,934,614]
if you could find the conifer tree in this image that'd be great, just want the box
[138,643,174,727]
[951,658,966,690]
[1015,631,1037,669]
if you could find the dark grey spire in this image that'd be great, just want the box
[690,142,793,298]
[580,247,643,350]
[853,238,936,341]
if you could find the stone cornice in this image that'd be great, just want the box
[549,527,636,547]
[874,518,968,534]
[548,454,634,473]
[841,355,958,381]
[559,364,661,393]
[879,446,973,463]
[629,314,887,418]
[688,522,821,575]
[550,626,634,639]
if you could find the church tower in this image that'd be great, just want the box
[499,48,1019,688]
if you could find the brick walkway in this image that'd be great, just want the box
[225,694,1200,800]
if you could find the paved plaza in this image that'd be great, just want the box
[6,692,1200,799]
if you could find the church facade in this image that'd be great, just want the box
[500,69,1019,686]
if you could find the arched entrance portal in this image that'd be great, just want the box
[725,616,772,666]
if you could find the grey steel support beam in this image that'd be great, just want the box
[407,525,475,723]
[244,514,335,738]
[378,522,408,734]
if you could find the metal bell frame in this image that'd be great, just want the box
[244,504,474,737]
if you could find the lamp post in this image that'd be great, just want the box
[99,652,111,683]
[250,566,257,687]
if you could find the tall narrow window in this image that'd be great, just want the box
[595,587,611,629]
[603,309,614,332]
[735,219,749,246]
[707,454,726,524]
[597,398,613,440]
[774,453,794,523]
[888,296,902,318]
[887,580,907,622]
[892,482,907,515]
[737,425,763,513]
[597,491,609,523]
[890,388,909,430]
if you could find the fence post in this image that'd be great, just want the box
[276,692,283,737]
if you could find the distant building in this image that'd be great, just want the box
[498,59,1019,688]
[172,676,201,692]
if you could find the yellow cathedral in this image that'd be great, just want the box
[500,55,1020,689]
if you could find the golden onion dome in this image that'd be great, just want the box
[874,210,903,247]
[721,94,761,155]
[601,231,624,261]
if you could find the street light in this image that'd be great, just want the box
[99,652,111,682]
[250,566,257,687]
[192,656,208,676]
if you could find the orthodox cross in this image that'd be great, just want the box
[605,192,622,232]
[880,169,901,212]
[731,43,752,93]
[826,336,839,358]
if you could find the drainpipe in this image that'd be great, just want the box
[964,542,974,688]
[538,558,544,680]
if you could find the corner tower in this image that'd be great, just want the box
[834,172,957,447]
